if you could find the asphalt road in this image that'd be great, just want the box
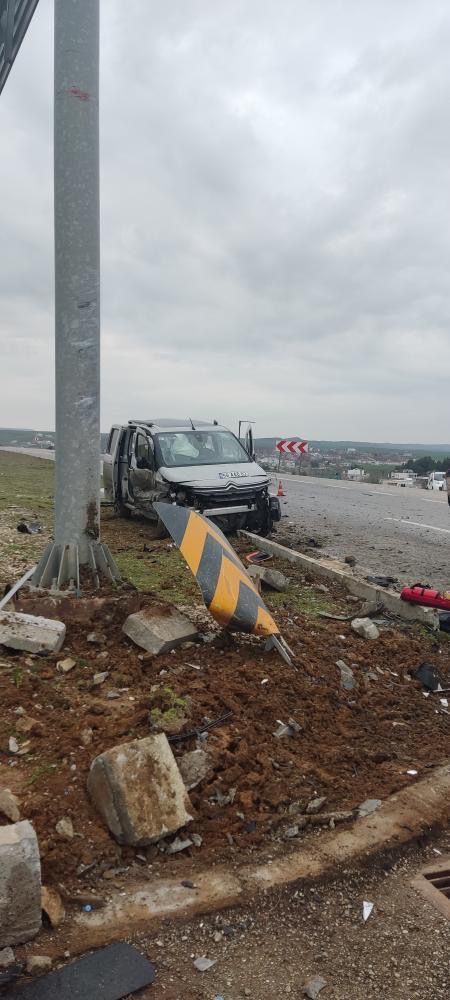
[276,474,450,592]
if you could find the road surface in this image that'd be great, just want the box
[0,446,56,460]
[276,474,450,592]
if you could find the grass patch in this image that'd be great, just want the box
[115,548,199,605]
[0,452,54,517]
[265,583,334,617]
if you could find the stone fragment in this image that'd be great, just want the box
[0,611,65,654]
[92,671,109,686]
[358,798,382,818]
[0,821,41,946]
[26,956,52,975]
[41,885,65,927]
[0,788,20,822]
[304,975,327,999]
[0,947,15,968]
[336,660,354,691]
[87,734,193,846]
[193,957,216,972]
[351,617,380,640]
[306,795,327,814]
[57,657,76,674]
[55,817,74,840]
[178,749,211,791]
[248,565,289,591]
[123,608,198,655]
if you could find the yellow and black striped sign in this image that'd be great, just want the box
[154,503,279,637]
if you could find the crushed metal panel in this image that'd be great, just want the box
[0,1,41,94]
[412,857,450,920]
[154,503,279,637]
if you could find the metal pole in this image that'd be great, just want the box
[33,0,119,589]
[54,0,100,564]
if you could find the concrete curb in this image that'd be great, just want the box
[239,531,439,628]
[37,763,450,957]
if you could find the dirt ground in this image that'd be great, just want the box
[132,835,450,999]
[0,451,449,993]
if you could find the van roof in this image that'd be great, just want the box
[128,418,227,433]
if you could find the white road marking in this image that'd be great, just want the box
[384,517,450,534]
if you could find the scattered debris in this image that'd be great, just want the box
[8,737,19,754]
[273,718,302,738]
[0,948,15,968]
[193,957,216,972]
[191,833,203,848]
[413,662,442,692]
[123,607,198,655]
[406,769,418,777]
[166,837,193,855]
[87,734,193,846]
[306,795,327,814]
[57,657,76,674]
[344,555,356,566]
[358,798,382,818]
[41,886,66,927]
[0,788,21,822]
[351,617,380,640]
[17,521,42,535]
[0,609,65,654]
[363,900,374,921]
[168,710,233,744]
[178,749,211,791]
[284,825,301,839]
[245,551,273,565]
[303,975,327,998]
[26,955,52,976]
[336,660,354,691]
[92,671,109,686]
[366,575,398,588]
[87,632,106,644]
[181,879,195,889]
[17,943,155,999]
[248,565,290,592]
[0,821,41,947]
[80,727,93,746]
[55,817,74,840]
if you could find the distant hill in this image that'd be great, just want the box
[255,438,450,455]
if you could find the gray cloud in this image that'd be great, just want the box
[1,0,450,440]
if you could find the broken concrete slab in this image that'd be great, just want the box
[87,734,193,846]
[123,607,198,655]
[248,565,289,591]
[351,617,380,640]
[358,798,382,818]
[0,610,65,655]
[0,821,41,946]
[178,749,211,791]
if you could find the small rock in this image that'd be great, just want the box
[55,817,74,840]
[181,879,195,889]
[213,931,223,943]
[178,749,211,791]
[57,657,76,674]
[344,555,356,566]
[92,671,109,686]
[193,957,216,972]
[166,837,193,854]
[358,798,382,818]
[106,690,120,699]
[313,583,329,593]
[306,796,327,814]
[8,737,19,754]
[80,728,93,746]
[87,632,106,644]
[336,660,354,691]
[284,825,300,839]
[0,788,20,822]
[351,617,380,640]
[41,886,65,927]
[16,716,40,735]
[304,975,327,999]
[191,833,203,848]
[26,956,52,976]
[273,718,302,738]
[0,947,15,968]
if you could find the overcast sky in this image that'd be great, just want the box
[1,0,450,442]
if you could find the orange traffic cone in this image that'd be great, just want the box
[277,480,285,497]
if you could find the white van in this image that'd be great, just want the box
[103,419,281,536]
[427,471,446,491]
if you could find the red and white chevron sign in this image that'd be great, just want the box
[276,439,309,456]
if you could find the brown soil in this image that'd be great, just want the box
[0,540,449,896]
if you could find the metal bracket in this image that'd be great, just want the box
[31,541,121,594]
[265,634,296,668]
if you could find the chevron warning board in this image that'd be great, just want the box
[154,503,279,637]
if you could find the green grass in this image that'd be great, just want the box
[114,547,199,605]
[265,583,334,617]
[0,451,54,516]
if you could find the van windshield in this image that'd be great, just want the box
[155,430,251,468]
[434,473,445,481]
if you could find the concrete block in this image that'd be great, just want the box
[351,617,380,640]
[123,608,198,655]
[0,821,41,946]
[87,734,193,846]
[248,565,289,591]
[0,610,65,655]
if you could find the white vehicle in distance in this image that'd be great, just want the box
[427,471,447,491]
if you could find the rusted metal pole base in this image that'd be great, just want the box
[31,541,121,593]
